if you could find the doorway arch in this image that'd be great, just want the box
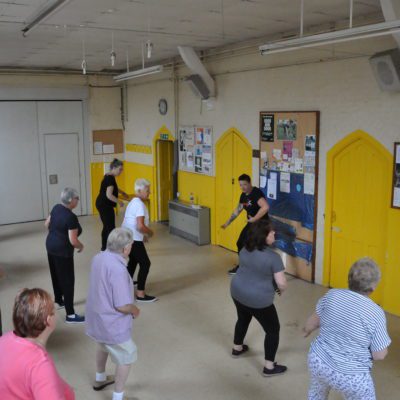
[323,130,392,304]
[215,127,252,251]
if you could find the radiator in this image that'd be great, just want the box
[168,200,210,245]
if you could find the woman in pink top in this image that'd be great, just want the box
[0,288,75,400]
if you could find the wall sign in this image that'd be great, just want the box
[260,113,275,142]
[392,142,400,209]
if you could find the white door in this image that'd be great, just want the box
[37,101,87,216]
[44,133,82,215]
[0,101,44,224]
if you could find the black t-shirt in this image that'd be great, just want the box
[239,187,269,219]
[96,174,118,208]
[46,204,82,258]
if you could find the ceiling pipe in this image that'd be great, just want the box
[380,0,400,48]
[177,46,215,97]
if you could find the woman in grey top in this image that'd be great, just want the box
[231,219,287,376]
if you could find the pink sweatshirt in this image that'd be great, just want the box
[0,332,75,400]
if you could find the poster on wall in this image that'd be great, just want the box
[277,119,297,140]
[261,114,275,142]
[305,135,316,151]
[392,142,400,208]
[179,125,213,176]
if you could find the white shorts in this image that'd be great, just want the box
[98,339,137,365]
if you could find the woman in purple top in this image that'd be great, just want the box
[86,228,140,400]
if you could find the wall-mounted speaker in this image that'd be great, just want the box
[369,48,400,92]
[184,74,211,100]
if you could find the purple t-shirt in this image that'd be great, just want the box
[85,250,134,345]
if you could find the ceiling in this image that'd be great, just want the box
[0,0,385,72]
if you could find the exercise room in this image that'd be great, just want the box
[0,1,399,399]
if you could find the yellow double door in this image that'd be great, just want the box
[216,130,252,251]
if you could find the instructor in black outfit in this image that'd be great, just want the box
[96,159,129,251]
[221,174,269,274]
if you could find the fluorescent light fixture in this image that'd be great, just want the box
[260,19,400,55]
[22,0,71,37]
[113,65,163,82]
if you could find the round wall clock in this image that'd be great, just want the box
[158,98,168,115]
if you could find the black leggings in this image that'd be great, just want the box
[97,205,115,251]
[47,254,75,315]
[233,298,280,361]
[236,223,251,253]
[127,241,151,291]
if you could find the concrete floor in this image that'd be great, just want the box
[0,215,399,400]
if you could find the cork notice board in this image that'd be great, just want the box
[259,111,320,282]
[93,130,124,154]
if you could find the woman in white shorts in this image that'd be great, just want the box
[86,228,140,400]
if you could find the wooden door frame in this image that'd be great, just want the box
[152,125,175,222]
[215,127,252,248]
[323,130,392,286]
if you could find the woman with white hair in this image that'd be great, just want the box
[122,178,157,303]
[304,257,391,400]
[45,187,85,324]
[86,228,140,400]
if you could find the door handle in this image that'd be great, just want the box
[49,174,58,184]
[331,226,341,233]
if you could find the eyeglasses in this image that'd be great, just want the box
[74,196,80,201]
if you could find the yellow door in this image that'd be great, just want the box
[329,137,389,304]
[157,140,174,221]
[216,129,252,251]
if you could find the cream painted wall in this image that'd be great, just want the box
[124,76,175,165]
[122,53,400,285]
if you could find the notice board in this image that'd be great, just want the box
[259,111,320,282]
[92,129,124,155]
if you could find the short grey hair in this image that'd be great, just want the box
[60,187,79,206]
[107,228,133,253]
[348,257,381,295]
[134,178,150,194]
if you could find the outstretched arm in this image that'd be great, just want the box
[221,203,244,229]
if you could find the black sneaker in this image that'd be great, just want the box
[136,295,158,303]
[232,344,249,357]
[228,265,239,275]
[262,364,287,377]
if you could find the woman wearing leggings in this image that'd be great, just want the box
[96,159,129,251]
[122,178,157,303]
[230,219,287,376]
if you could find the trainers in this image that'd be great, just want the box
[232,344,249,357]
[263,364,287,377]
[65,314,85,324]
[228,265,239,275]
[136,295,158,303]
[93,375,115,391]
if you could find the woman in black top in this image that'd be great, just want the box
[96,159,129,250]
[45,187,84,324]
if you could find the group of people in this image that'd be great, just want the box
[0,163,392,400]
